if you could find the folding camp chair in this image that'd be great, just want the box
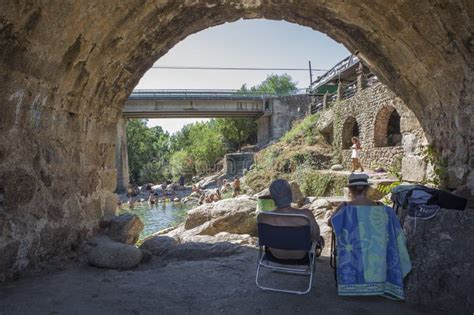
[256,212,317,295]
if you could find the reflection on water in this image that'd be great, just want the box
[119,202,191,240]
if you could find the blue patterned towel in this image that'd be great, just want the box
[331,205,412,300]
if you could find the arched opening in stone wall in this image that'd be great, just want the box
[374,106,402,147]
[0,1,472,285]
[342,117,360,149]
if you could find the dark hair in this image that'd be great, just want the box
[348,185,369,196]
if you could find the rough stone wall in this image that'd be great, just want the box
[224,153,254,177]
[0,0,471,281]
[341,146,405,171]
[403,209,474,313]
[331,83,427,178]
[269,95,309,141]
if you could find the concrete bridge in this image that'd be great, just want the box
[116,89,310,192]
[123,89,271,118]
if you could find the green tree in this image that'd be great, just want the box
[251,73,298,95]
[186,121,225,175]
[126,119,170,184]
[169,150,193,179]
[215,118,257,151]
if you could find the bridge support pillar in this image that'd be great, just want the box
[115,117,130,193]
[256,115,271,146]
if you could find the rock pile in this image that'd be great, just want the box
[86,214,146,269]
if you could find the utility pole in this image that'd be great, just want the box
[308,60,313,87]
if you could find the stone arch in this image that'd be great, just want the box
[374,106,402,147]
[0,1,472,280]
[342,116,360,149]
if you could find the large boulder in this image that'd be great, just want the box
[289,181,305,207]
[139,235,178,256]
[308,198,331,211]
[402,156,426,182]
[184,196,257,233]
[182,193,201,206]
[403,209,474,313]
[87,238,142,269]
[101,213,144,245]
[330,164,344,171]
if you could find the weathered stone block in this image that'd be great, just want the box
[404,209,474,313]
[402,156,426,182]
[102,213,144,245]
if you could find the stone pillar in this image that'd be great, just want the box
[357,62,366,92]
[270,98,290,140]
[256,115,271,146]
[336,80,343,101]
[323,92,328,109]
[115,117,130,193]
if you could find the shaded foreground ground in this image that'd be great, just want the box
[0,245,438,315]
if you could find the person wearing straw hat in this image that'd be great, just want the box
[328,173,411,300]
[329,173,379,225]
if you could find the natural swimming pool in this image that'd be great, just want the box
[119,202,192,239]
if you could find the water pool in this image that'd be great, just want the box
[119,202,192,240]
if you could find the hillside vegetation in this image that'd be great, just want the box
[244,113,347,197]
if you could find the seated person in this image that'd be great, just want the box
[328,173,381,227]
[328,173,411,300]
[257,179,320,261]
[212,190,221,202]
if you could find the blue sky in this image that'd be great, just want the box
[136,19,349,134]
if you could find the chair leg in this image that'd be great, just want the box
[256,256,315,295]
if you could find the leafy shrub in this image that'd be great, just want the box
[294,165,347,197]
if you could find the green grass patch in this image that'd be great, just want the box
[281,114,319,144]
[294,165,347,197]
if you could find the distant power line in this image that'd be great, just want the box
[150,65,328,72]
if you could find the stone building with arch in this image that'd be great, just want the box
[312,57,428,181]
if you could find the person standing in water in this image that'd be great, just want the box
[351,136,364,172]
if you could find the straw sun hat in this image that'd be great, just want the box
[347,173,372,186]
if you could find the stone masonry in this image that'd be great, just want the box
[258,95,309,145]
[0,1,472,282]
[329,83,428,180]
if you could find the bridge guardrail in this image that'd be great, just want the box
[128,89,309,100]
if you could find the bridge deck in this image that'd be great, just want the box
[123,89,307,118]
[128,89,273,101]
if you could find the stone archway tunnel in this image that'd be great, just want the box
[0,1,472,280]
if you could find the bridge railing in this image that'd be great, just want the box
[128,88,309,100]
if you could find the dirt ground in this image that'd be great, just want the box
[0,245,439,315]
